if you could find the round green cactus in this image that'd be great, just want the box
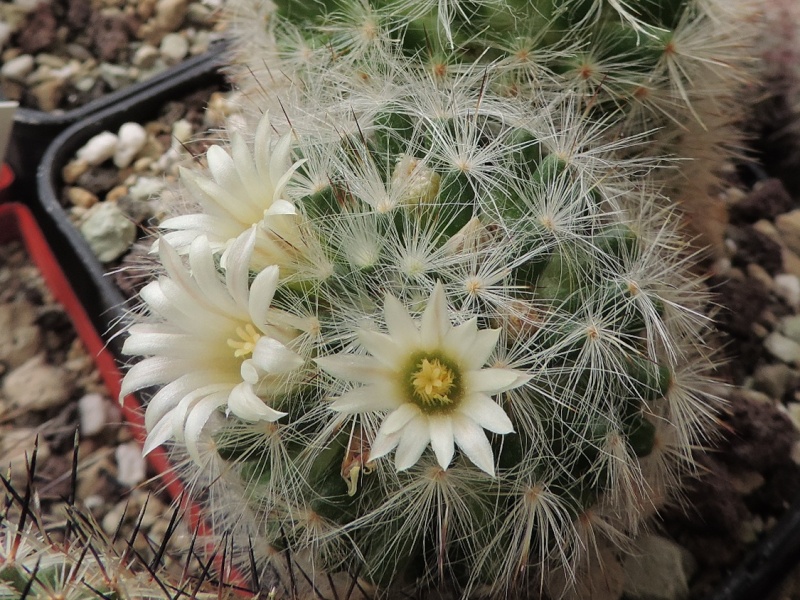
[119,0,758,596]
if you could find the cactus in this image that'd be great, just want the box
[118,0,761,597]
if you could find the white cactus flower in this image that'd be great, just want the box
[159,112,306,268]
[121,228,304,462]
[316,283,529,476]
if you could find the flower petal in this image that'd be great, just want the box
[369,429,400,463]
[384,293,419,347]
[428,416,455,470]
[464,368,526,394]
[380,403,420,436]
[143,414,175,456]
[443,317,478,360]
[183,391,229,464]
[394,416,430,471]
[452,414,496,476]
[329,384,402,413]
[463,328,501,369]
[228,382,287,422]
[358,329,404,366]
[224,227,257,309]
[251,337,304,373]
[119,356,192,398]
[316,354,390,384]
[420,283,450,349]
[189,236,240,315]
[248,265,279,329]
[460,394,514,434]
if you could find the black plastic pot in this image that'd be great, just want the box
[7,41,227,196]
[35,49,227,356]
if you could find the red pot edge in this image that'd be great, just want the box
[0,202,252,596]
[0,165,14,203]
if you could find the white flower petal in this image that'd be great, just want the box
[251,337,304,373]
[394,416,430,471]
[460,394,514,434]
[464,328,502,369]
[248,265,279,329]
[144,372,216,431]
[358,330,404,366]
[241,360,260,385]
[189,236,240,315]
[143,414,175,456]
[452,414,496,476]
[121,330,199,357]
[428,416,455,470]
[443,317,478,360]
[120,357,192,398]
[316,354,390,384]
[224,227,257,309]
[264,199,297,216]
[230,131,262,208]
[228,382,287,422]
[380,403,420,436]
[181,166,254,224]
[183,392,229,464]
[464,368,526,394]
[384,293,420,347]
[369,429,400,463]
[329,384,402,413]
[420,283,450,349]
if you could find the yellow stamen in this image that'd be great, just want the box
[227,323,262,358]
[411,358,455,406]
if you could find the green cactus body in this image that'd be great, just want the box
[117,0,760,596]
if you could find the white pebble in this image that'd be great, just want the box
[3,354,74,411]
[171,118,193,146]
[80,202,137,263]
[160,32,189,64]
[775,274,800,310]
[79,393,109,436]
[76,131,119,166]
[115,442,147,488]
[114,122,148,168]
[128,176,166,202]
[0,23,11,48]
[1,54,35,80]
[132,44,160,69]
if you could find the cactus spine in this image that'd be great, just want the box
[120,0,760,596]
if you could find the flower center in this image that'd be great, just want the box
[405,352,463,412]
[227,324,262,358]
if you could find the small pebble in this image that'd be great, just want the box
[79,393,110,436]
[80,201,137,262]
[62,158,91,184]
[0,53,34,80]
[159,32,189,64]
[114,122,148,168]
[776,210,800,256]
[154,0,189,32]
[67,186,99,209]
[115,441,146,487]
[764,332,800,364]
[775,273,800,310]
[77,131,119,166]
[132,43,160,68]
[128,176,166,202]
[3,354,74,411]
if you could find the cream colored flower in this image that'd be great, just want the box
[316,283,529,475]
[159,112,306,268]
[121,228,303,462]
